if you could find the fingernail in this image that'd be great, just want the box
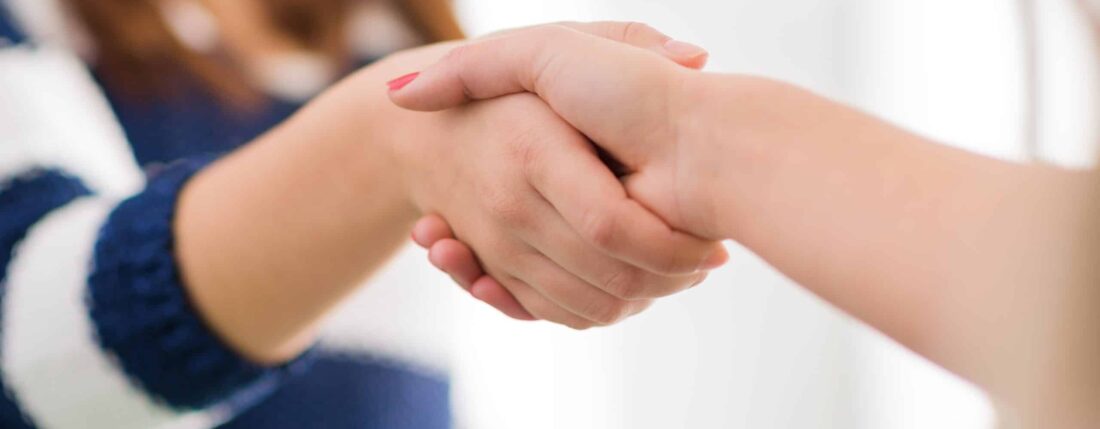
[699,247,729,271]
[663,39,708,60]
[387,72,420,91]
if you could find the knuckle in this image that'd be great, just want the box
[662,275,699,296]
[654,247,696,275]
[482,188,530,227]
[620,21,657,42]
[441,44,472,65]
[521,25,572,54]
[549,21,580,30]
[580,208,619,250]
[514,290,552,321]
[552,309,594,330]
[567,320,595,331]
[586,298,632,326]
[513,283,593,330]
[538,24,575,40]
[525,306,550,322]
[493,100,555,144]
[602,268,643,299]
[520,28,572,91]
[515,133,546,167]
[630,300,655,318]
[691,272,710,288]
[517,144,547,186]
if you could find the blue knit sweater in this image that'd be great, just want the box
[0,4,451,428]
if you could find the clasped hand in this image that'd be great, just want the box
[379,22,725,327]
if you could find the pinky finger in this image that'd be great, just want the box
[470,276,537,321]
[427,240,536,321]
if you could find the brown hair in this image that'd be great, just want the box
[66,0,464,105]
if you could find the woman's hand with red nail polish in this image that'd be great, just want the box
[367,24,723,328]
[382,91,713,329]
[388,22,730,240]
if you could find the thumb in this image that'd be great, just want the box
[387,22,707,112]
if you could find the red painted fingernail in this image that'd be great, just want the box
[387,72,420,91]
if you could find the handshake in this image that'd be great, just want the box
[378,22,734,328]
[177,18,1098,424]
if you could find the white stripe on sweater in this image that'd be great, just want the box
[0,45,143,197]
[1,198,218,429]
[1,0,457,393]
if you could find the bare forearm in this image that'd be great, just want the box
[680,74,1098,389]
[175,72,418,365]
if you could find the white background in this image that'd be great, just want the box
[444,1,1099,428]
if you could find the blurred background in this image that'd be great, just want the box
[429,1,1098,428]
[8,0,1095,427]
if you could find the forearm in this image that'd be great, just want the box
[175,70,419,365]
[377,22,1100,423]
[679,74,1098,390]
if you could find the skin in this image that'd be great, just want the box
[391,24,1100,425]
[172,24,726,366]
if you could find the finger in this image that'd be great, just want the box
[627,299,656,319]
[517,192,710,299]
[509,252,649,326]
[434,220,597,328]
[388,22,704,111]
[497,275,598,330]
[428,239,485,287]
[426,239,536,321]
[469,276,537,321]
[480,21,708,70]
[412,214,455,248]
[554,22,708,69]
[523,127,727,275]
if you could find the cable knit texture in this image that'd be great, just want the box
[87,157,314,411]
[1,169,91,280]
[0,169,92,428]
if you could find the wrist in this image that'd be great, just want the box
[668,70,746,240]
[176,77,424,364]
[672,73,817,241]
[337,44,468,220]
[323,68,422,223]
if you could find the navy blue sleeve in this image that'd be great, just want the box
[87,157,314,411]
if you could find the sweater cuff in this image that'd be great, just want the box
[0,169,92,281]
[87,156,314,411]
